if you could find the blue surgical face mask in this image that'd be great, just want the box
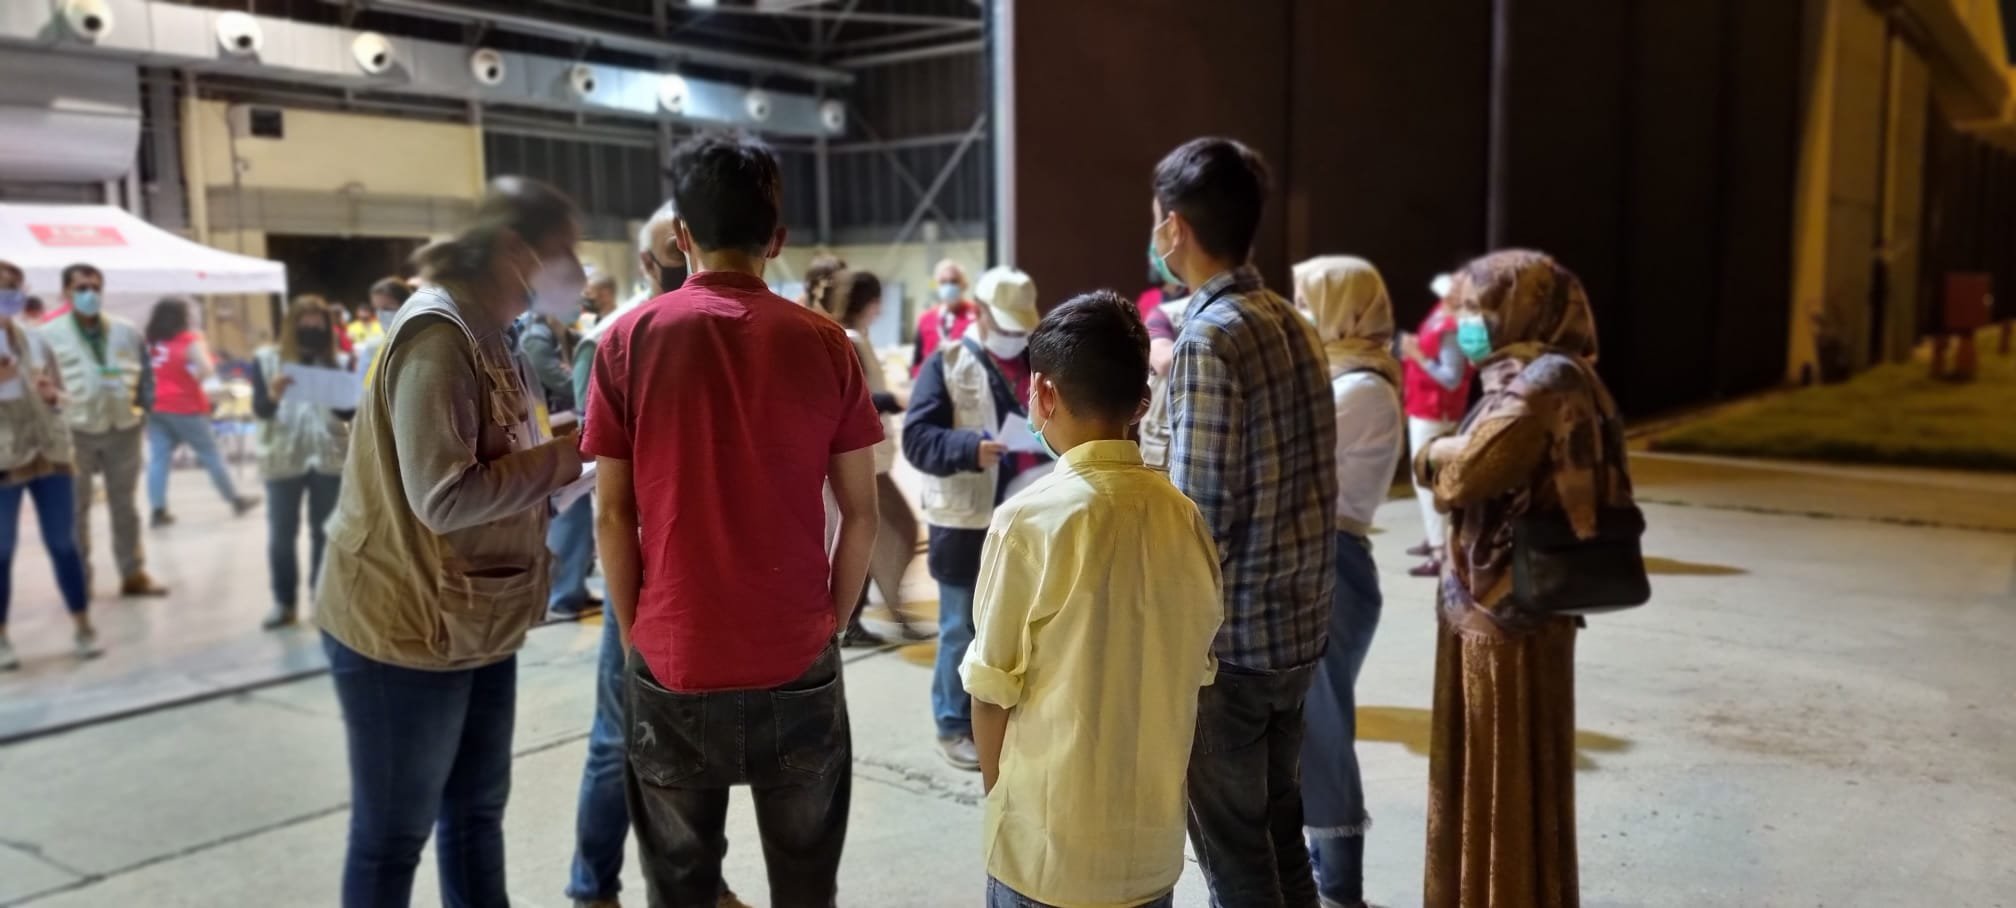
[0,289,24,318]
[1455,314,1493,363]
[1148,217,1181,288]
[1027,387,1060,460]
[936,282,961,304]
[71,288,102,317]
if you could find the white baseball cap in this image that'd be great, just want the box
[974,266,1038,333]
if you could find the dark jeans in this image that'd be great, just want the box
[1,472,89,622]
[1302,535,1385,905]
[547,493,595,611]
[567,614,630,902]
[986,876,1173,908]
[626,642,851,908]
[266,472,341,607]
[324,633,517,908]
[1187,660,1321,908]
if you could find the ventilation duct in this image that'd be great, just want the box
[0,50,140,183]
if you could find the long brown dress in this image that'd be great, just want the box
[1418,349,1627,908]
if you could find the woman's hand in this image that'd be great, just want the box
[34,373,60,407]
[270,374,294,401]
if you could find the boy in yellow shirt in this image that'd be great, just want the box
[961,290,1225,908]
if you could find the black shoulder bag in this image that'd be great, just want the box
[1508,398,1651,616]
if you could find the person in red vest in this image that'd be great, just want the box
[143,298,260,527]
[909,257,978,377]
[1400,275,1476,577]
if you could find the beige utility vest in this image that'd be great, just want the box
[37,312,146,435]
[315,287,553,670]
[918,338,1002,530]
[0,320,74,481]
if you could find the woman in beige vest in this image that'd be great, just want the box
[313,178,590,908]
[0,260,97,670]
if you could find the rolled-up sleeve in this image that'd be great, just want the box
[960,530,1054,709]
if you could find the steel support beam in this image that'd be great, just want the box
[850,116,960,227]
[837,21,980,53]
[990,0,1014,266]
[881,113,986,274]
[835,39,983,69]
[815,87,833,243]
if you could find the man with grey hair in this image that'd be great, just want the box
[564,198,744,908]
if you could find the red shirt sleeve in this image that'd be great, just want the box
[829,329,886,455]
[580,325,633,460]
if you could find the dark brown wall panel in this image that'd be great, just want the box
[1009,0,1290,306]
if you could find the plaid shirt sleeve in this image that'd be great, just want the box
[1167,334,1245,559]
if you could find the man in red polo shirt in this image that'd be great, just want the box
[583,132,882,908]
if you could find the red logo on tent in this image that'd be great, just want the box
[29,224,126,247]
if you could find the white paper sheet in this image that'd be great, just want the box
[994,413,1048,455]
[280,363,362,410]
[552,462,597,512]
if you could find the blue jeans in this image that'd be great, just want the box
[1187,661,1321,908]
[146,412,240,512]
[323,633,517,908]
[1301,534,1385,906]
[566,615,629,902]
[547,495,595,611]
[266,473,341,608]
[986,877,1173,908]
[0,473,89,623]
[933,581,976,738]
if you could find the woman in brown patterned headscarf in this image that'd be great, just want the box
[1415,250,1631,908]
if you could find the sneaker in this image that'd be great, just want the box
[1408,558,1441,578]
[938,734,981,772]
[74,628,103,660]
[150,509,176,528]
[841,621,890,648]
[232,495,263,517]
[1406,540,1434,557]
[546,599,602,622]
[262,603,299,630]
[0,637,19,671]
[120,572,170,597]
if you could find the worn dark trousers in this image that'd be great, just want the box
[1187,661,1322,908]
[625,642,851,908]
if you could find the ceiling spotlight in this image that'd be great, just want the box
[569,64,598,98]
[215,11,263,55]
[744,89,772,123]
[60,0,114,44]
[819,99,846,133]
[658,73,690,114]
[352,32,394,74]
[469,48,506,87]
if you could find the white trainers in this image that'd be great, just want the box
[0,637,19,671]
[74,628,103,661]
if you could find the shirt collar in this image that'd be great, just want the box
[1184,265,1265,320]
[683,270,769,292]
[1057,439,1144,474]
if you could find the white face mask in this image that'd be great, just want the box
[525,256,587,316]
[983,331,1027,360]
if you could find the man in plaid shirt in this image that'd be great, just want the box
[1152,137,1339,907]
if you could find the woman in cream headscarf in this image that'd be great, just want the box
[1415,250,1630,908]
[1291,255,1405,908]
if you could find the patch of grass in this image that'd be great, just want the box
[1652,335,2016,471]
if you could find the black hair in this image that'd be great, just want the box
[833,270,882,327]
[369,276,413,308]
[803,253,847,312]
[62,263,103,290]
[667,131,783,255]
[1028,290,1151,423]
[1152,137,1270,264]
[23,296,44,315]
[145,297,193,345]
[412,176,578,283]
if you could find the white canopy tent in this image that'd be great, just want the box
[0,203,286,321]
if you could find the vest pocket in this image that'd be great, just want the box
[432,566,538,661]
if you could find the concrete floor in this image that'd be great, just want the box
[2,453,2013,906]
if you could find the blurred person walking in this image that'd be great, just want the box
[583,132,879,908]
[1152,137,1338,907]
[1401,278,1476,577]
[910,257,979,378]
[577,271,619,333]
[904,265,1046,771]
[315,177,590,908]
[357,277,412,384]
[0,261,97,669]
[251,295,353,630]
[518,269,596,622]
[36,263,168,597]
[1291,256,1405,908]
[1415,251,1636,908]
[143,297,260,527]
[811,268,929,644]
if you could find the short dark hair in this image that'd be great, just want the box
[1152,137,1270,263]
[145,297,193,345]
[1028,290,1151,423]
[369,276,413,307]
[62,263,103,290]
[667,132,783,254]
[23,296,44,315]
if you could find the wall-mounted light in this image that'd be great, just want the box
[352,32,394,74]
[744,89,773,123]
[658,73,690,114]
[819,99,845,134]
[470,48,506,86]
[60,0,115,44]
[569,64,598,98]
[215,11,263,56]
